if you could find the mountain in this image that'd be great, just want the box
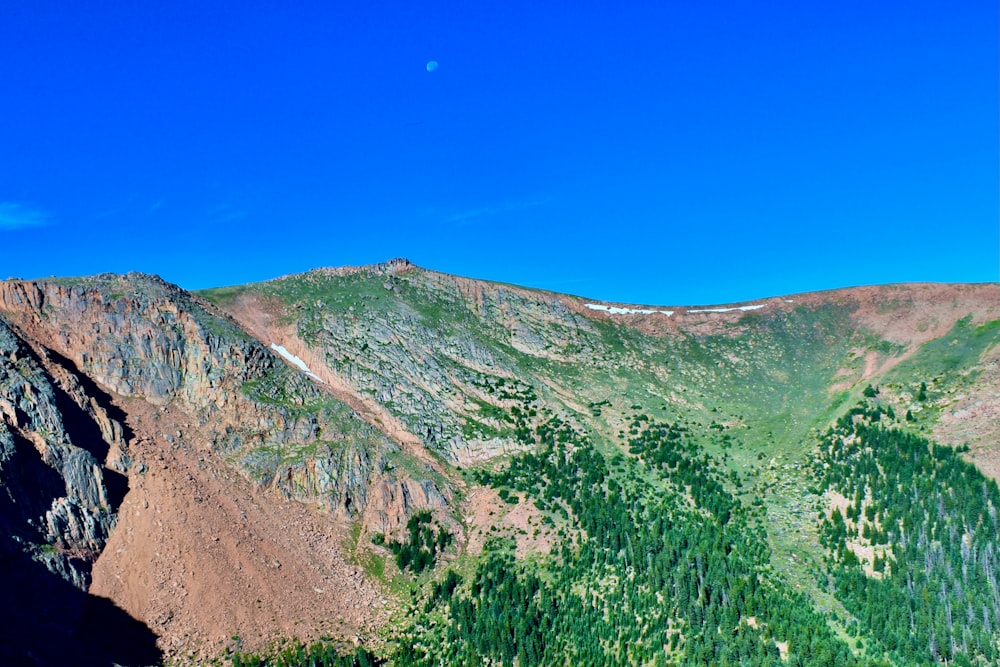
[1,260,998,666]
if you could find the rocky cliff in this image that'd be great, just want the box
[0,273,449,665]
[0,273,449,519]
[0,312,122,588]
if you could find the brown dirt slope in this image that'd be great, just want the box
[90,397,393,664]
[0,276,398,664]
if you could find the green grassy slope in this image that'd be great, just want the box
[201,266,1000,666]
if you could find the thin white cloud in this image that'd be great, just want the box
[448,206,496,223]
[0,203,51,230]
[447,197,550,225]
[205,203,249,226]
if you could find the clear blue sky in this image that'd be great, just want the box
[1,1,996,305]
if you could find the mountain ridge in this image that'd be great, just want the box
[193,257,1000,313]
[1,262,998,665]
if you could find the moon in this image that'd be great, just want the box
[426,60,439,72]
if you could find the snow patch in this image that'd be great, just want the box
[687,304,766,314]
[585,303,674,317]
[270,344,325,383]
[585,301,770,316]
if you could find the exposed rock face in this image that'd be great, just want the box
[0,311,164,666]
[0,313,122,588]
[0,274,307,446]
[362,468,451,535]
[0,273,449,662]
[212,265,608,466]
[0,274,445,526]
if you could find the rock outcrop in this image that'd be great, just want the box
[0,274,447,529]
[207,264,607,466]
[0,313,123,587]
[0,273,450,663]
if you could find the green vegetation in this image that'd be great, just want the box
[227,641,381,667]
[196,284,249,307]
[375,511,453,574]
[199,268,1000,666]
[815,399,1000,665]
[886,317,1000,394]
[397,415,866,666]
[241,371,323,416]
[901,317,999,377]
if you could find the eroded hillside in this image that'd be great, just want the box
[0,273,445,665]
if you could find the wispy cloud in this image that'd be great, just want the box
[446,197,551,225]
[0,202,51,230]
[205,203,249,226]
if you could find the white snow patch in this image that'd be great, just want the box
[585,303,674,317]
[270,344,325,383]
[687,304,766,314]
[785,299,794,303]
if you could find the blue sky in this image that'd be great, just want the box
[1,1,996,306]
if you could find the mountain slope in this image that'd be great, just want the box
[202,260,1000,484]
[0,273,443,664]
[0,262,997,665]
[201,261,1000,665]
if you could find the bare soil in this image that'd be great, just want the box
[933,344,1000,481]
[90,397,395,664]
[464,487,555,559]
